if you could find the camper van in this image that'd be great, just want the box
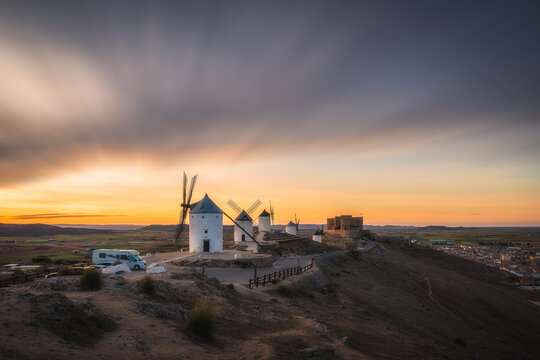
[92,249,146,270]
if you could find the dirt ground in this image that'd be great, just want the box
[1,238,539,360]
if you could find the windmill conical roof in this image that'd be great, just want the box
[235,210,252,221]
[259,209,270,217]
[189,194,223,214]
[286,221,296,226]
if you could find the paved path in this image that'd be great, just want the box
[146,242,378,284]
[204,254,313,283]
[204,249,361,284]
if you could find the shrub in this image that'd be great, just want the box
[141,275,156,296]
[58,267,85,276]
[187,297,219,337]
[454,337,467,347]
[346,242,359,260]
[80,269,103,291]
[277,285,292,297]
[32,256,52,264]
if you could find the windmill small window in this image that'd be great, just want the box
[204,229,208,234]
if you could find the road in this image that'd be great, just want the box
[203,247,374,283]
[204,254,314,283]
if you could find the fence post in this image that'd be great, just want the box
[256,276,259,288]
[249,278,252,289]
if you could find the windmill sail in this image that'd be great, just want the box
[269,200,275,226]
[246,199,262,216]
[227,200,242,215]
[174,172,198,242]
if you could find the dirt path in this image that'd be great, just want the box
[424,277,462,321]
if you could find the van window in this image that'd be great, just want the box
[128,255,136,262]
[120,255,128,260]
[99,253,106,258]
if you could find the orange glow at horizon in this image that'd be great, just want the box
[1,157,539,227]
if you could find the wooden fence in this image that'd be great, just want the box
[0,271,40,288]
[248,260,313,289]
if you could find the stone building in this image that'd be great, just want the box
[326,215,363,237]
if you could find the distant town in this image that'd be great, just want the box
[424,240,539,290]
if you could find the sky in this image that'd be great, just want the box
[0,0,539,226]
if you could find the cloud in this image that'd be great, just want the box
[0,1,539,186]
[4,213,126,220]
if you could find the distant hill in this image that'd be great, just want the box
[139,224,236,232]
[55,224,145,231]
[0,223,112,237]
[138,225,178,232]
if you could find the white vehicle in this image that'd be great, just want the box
[92,249,147,270]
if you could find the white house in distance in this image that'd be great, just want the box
[258,209,271,233]
[189,194,223,253]
[234,210,254,243]
[285,221,297,236]
[312,230,323,243]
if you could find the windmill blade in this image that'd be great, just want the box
[269,200,275,226]
[182,171,187,205]
[174,207,186,242]
[186,174,198,206]
[227,200,242,214]
[175,172,197,243]
[246,199,262,216]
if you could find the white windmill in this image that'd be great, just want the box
[257,209,271,233]
[285,214,300,236]
[189,193,224,253]
[227,199,262,243]
[172,172,224,253]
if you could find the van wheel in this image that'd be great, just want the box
[134,265,140,270]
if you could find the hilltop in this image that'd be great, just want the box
[0,238,538,359]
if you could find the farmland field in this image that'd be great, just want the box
[0,229,187,265]
[367,226,540,246]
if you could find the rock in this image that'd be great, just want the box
[299,347,320,358]
[136,301,186,320]
[29,277,79,292]
[341,336,349,344]
[17,292,117,345]
[123,334,149,352]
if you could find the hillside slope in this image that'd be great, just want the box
[0,239,538,359]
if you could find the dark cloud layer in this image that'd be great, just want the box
[2,213,125,220]
[0,0,539,185]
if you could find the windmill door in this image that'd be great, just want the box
[203,240,210,252]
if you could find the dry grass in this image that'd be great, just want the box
[187,297,220,338]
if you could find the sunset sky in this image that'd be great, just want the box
[1,1,539,226]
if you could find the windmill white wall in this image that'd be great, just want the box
[258,210,271,233]
[312,233,322,243]
[189,194,223,253]
[285,221,297,236]
[234,210,254,243]
[234,221,253,243]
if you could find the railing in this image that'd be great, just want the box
[248,260,313,289]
